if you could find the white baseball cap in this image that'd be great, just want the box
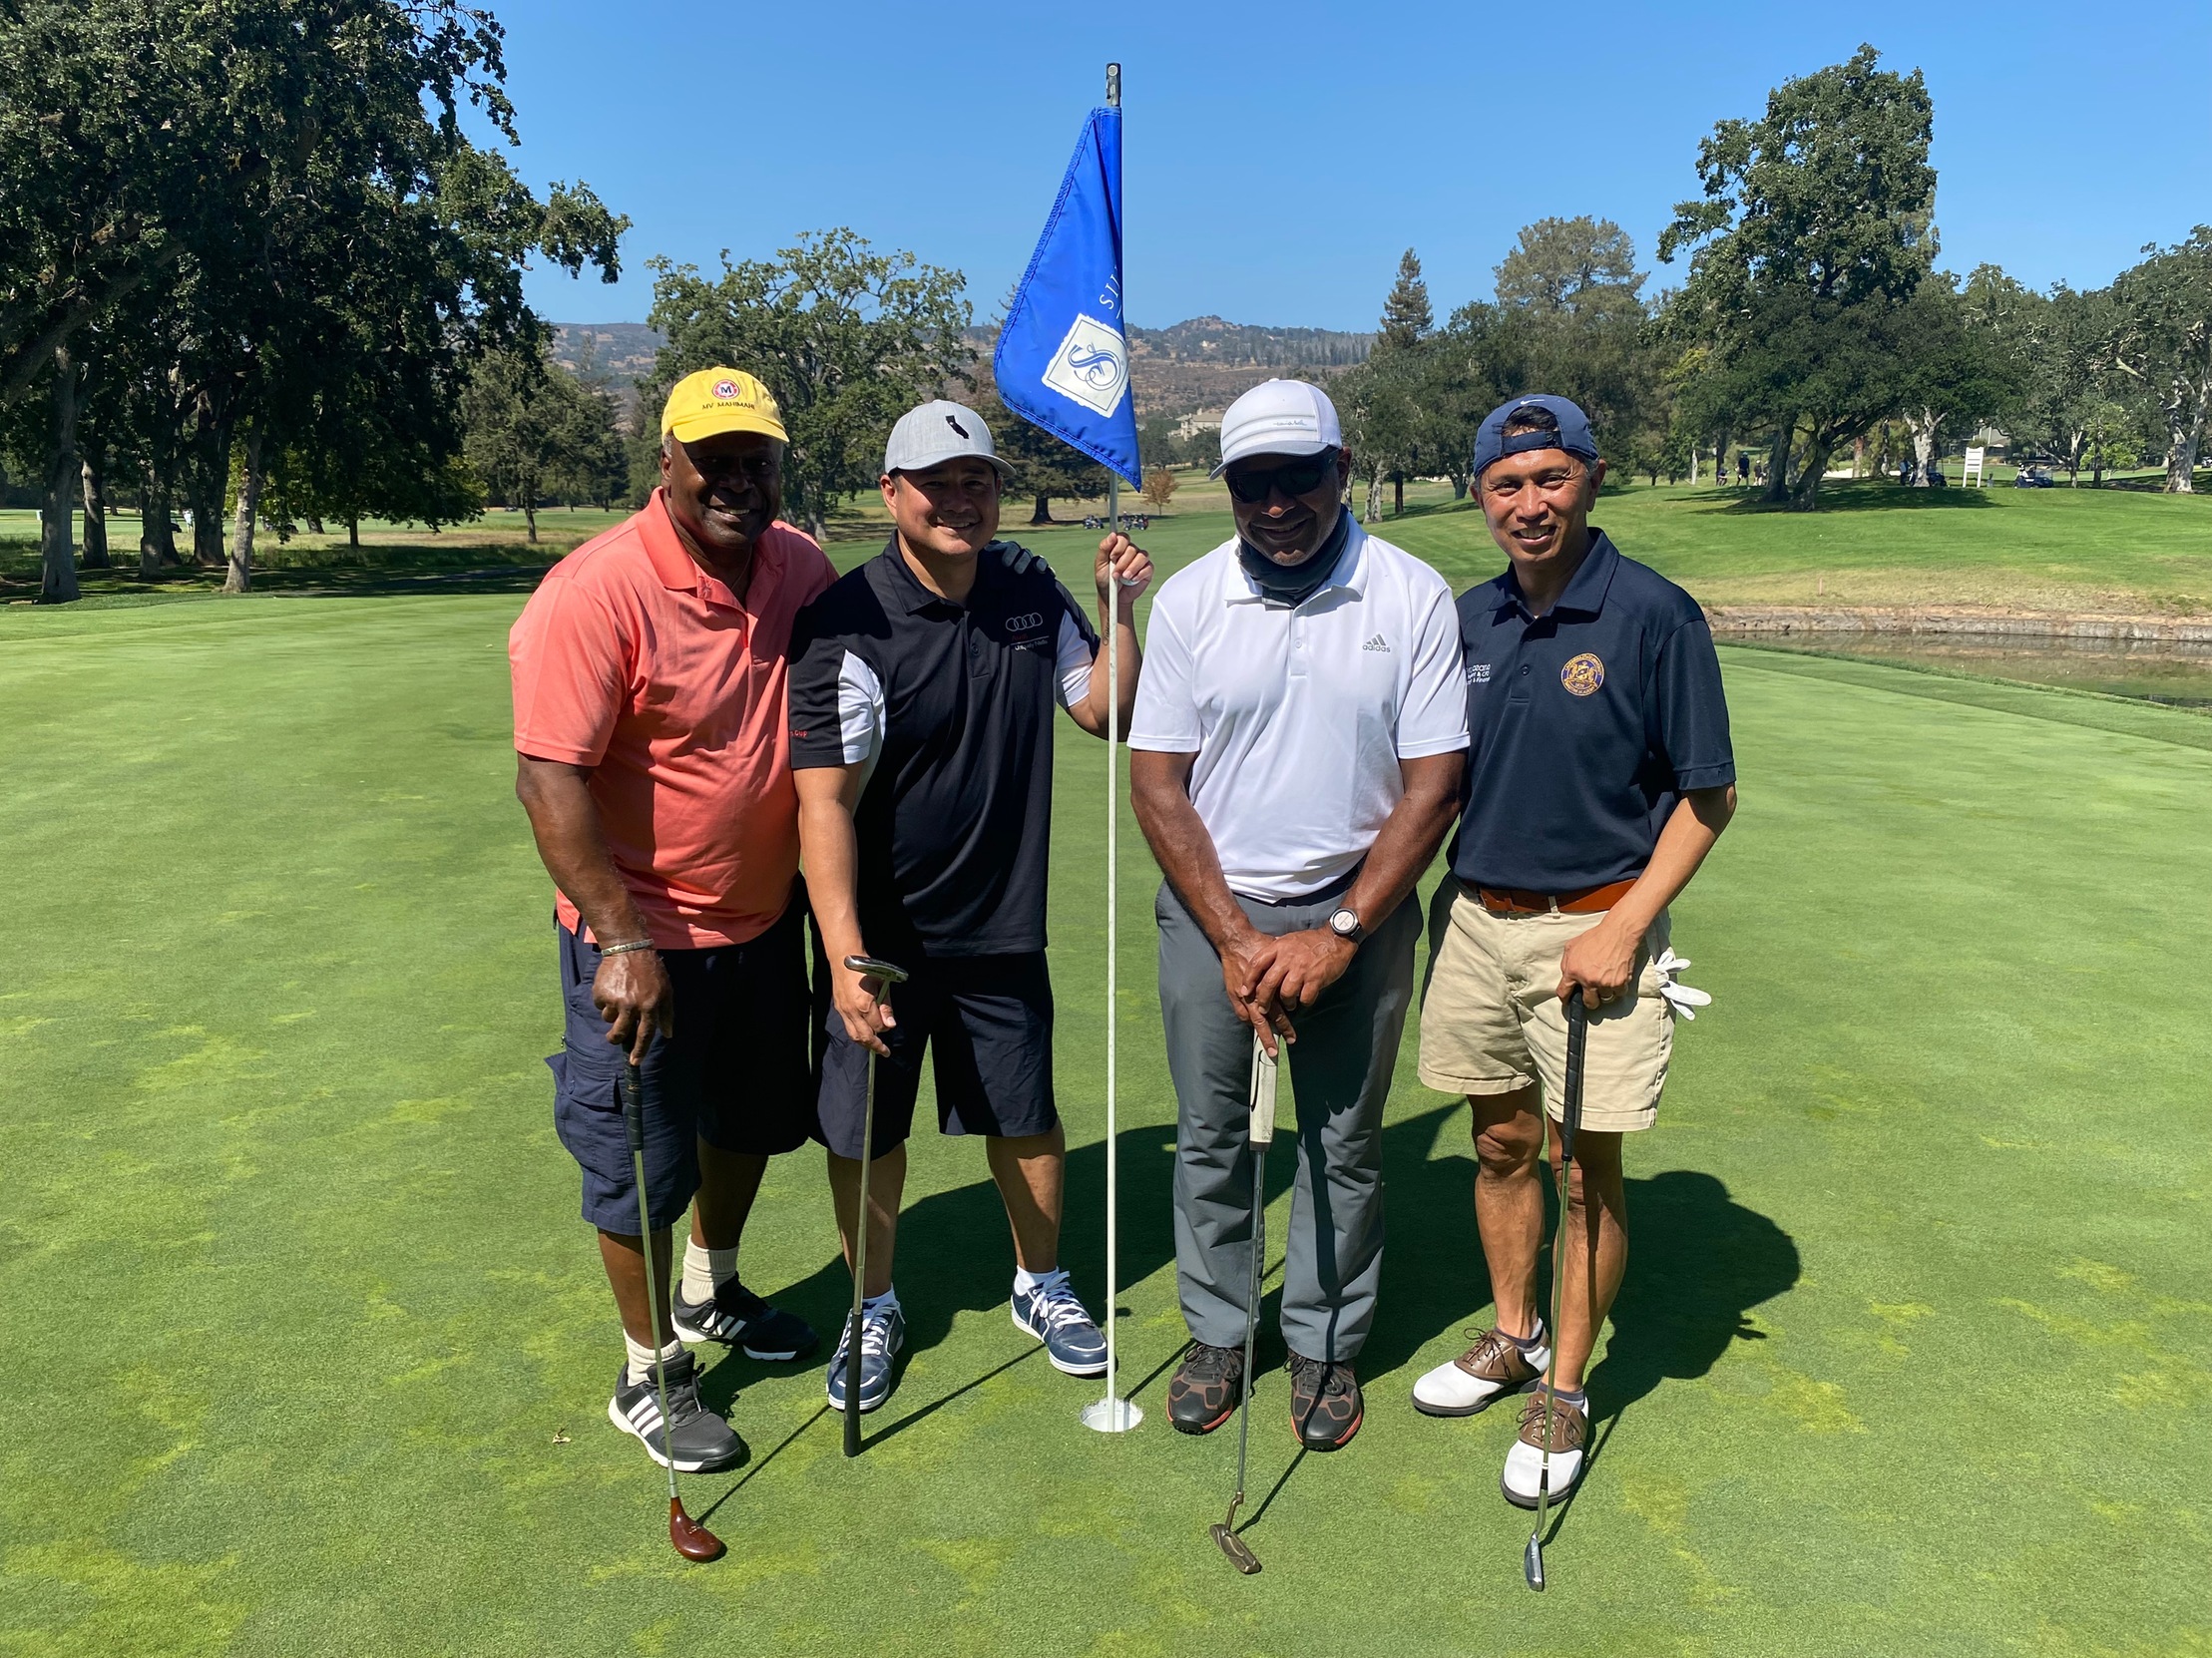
[1210,378,1344,478]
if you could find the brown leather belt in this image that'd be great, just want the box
[1471,877,1637,917]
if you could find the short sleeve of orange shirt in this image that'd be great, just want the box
[508,491,837,950]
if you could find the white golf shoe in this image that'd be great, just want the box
[1411,1324,1548,1418]
[1501,1391,1588,1509]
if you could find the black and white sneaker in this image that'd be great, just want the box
[607,1350,745,1473]
[671,1279,819,1361]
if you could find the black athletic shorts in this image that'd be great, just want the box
[548,898,814,1233]
[813,952,1059,1160]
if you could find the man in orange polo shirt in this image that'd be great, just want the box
[510,368,835,1473]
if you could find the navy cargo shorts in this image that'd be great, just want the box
[548,897,814,1234]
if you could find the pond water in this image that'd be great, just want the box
[1721,631,2212,709]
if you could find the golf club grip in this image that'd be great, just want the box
[1249,1041,1277,1146]
[1561,996,1587,1154]
[621,1062,646,1154]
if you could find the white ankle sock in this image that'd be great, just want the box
[680,1241,738,1304]
[1014,1265,1066,1297]
[625,1333,685,1387]
[861,1287,899,1316]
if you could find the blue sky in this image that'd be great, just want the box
[497,0,2212,332]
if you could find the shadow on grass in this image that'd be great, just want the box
[1371,1103,1799,1553]
[1352,1104,1803,1400]
[701,1098,1794,1529]
[1713,479,1996,515]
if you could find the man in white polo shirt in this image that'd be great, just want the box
[1129,379,1468,1451]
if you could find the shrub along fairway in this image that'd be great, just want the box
[1,532,2207,1658]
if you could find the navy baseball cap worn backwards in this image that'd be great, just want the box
[1472,394,1600,477]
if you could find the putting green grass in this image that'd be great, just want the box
[1,560,2207,1657]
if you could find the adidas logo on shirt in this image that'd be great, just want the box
[1363,634,1391,652]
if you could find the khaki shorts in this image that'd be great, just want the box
[1417,881,1673,1133]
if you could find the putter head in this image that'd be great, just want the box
[669,1499,725,1563]
[1210,1523,1261,1575]
[843,955,909,987]
[1523,1531,1546,1591]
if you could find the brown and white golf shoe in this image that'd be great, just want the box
[1501,1391,1587,1508]
[1410,1324,1548,1418]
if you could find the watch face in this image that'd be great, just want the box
[1331,909,1358,937]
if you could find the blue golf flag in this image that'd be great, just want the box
[995,105,1140,488]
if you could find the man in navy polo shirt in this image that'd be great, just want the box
[788,400,1151,1416]
[1410,395,1736,1509]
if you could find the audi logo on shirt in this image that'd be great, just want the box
[1004,612,1047,633]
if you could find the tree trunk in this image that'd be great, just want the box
[1689,447,1699,486]
[140,467,177,578]
[1392,473,1404,515]
[306,515,324,535]
[1761,427,1792,504]
[348,515,360,549]
[1030,492,1053,525]
[80,457,111,568]
[1448,471,1468,501]
[2166,429,2200,493]
[225,426,263,595]
[524,501,538,543]
[39,345,81,603]
[188,426,229,567]
[1363,469,1383,524]
[1789,436,1836,511]
[1908,411,1941,489]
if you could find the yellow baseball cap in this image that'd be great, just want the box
[660,368,788,444]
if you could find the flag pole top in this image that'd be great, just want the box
[1106,63,1120,108]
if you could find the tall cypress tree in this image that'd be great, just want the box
[1379,249,1433,349]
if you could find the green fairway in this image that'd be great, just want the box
[2,548,2209,1656]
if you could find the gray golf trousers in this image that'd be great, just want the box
[1155,878,1419,1363]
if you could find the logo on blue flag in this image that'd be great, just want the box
[995,105,1140,487]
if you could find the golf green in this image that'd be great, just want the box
[1,575,2205,1657]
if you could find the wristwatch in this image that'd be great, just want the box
[1327,906,1366,945]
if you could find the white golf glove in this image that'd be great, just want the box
[1651,948,1712,1021]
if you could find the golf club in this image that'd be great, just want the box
[621,1057,725,1564]
[1524,993,1588,1592]
[841,953,909,1458]
[1209,1033,1277,1575]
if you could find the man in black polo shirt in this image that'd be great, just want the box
[789,399,1151,1416]
[1410,395,1736,1509]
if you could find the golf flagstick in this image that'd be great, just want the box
[620,1058,724,1563]
[1525,994,1587,1592]
[1209,1035,1276,1574]
[1083,475,1142,1436]
[841,956,909,1458]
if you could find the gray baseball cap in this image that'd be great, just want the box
[883,400,1016,481]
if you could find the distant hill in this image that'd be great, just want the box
[550,322,663,382]
[555,315,1372,426]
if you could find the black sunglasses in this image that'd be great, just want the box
[1223,449,1339,504]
